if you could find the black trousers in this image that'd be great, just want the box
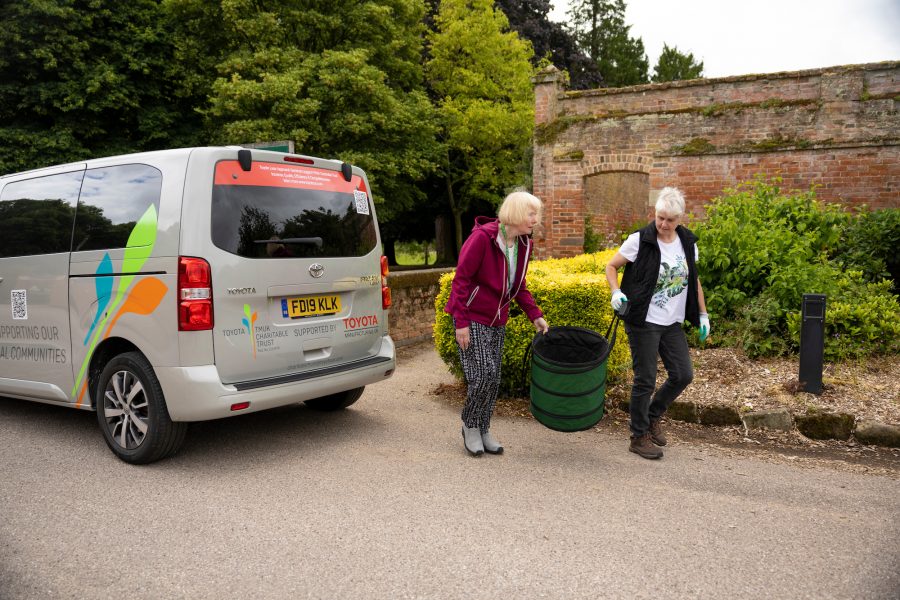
[624,321,694,437]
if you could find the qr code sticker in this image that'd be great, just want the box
[353,190,370,215]
[11,289,27,320]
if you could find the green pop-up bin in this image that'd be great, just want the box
[528,313,622,432]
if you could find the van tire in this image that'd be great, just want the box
[96,352,187,464]
[304,386,365,411]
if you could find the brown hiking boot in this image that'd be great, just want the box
[629,433,663,459]
[649,419,667,446]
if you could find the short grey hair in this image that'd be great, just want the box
[655,186,685,216]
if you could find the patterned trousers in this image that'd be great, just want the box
[456,320,506,433]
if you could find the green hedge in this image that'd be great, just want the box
[433,250,631,397]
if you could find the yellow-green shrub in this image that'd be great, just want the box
[433,250,631,397]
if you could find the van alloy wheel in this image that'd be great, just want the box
[102,369,150,450]
[96,352,187,464]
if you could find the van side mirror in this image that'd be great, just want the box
[341,162,352,182]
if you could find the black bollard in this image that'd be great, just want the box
[799,294,826,394]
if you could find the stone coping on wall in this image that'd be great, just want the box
[553,60,900,99]
[387,267,454,289]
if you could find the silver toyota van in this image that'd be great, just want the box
[0,147,395,463]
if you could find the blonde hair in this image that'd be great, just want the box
[498,190,542,227]
[655,186,685,216]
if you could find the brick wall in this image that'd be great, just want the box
[387,268,453,347]
[532,62,900,258]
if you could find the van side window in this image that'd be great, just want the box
[0,170,84,258]
[72,164,162,252]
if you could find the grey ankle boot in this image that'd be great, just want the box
[481,430,504,454]
[462,426,484,456]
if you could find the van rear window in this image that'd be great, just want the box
[210,160,377,259]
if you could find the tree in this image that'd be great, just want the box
[494,0,603,89]
[567,0,649,87]
[652,43,704,82]
[0,0,200,174]
[426,0,535,252]
[168,0,440,227]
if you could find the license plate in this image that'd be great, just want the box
[281,295,341,319]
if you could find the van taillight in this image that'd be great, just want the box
[178,257,213,331]
[381,255,391,309]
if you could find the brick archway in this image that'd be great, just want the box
[583,159,651,241]
[582,154,651,178]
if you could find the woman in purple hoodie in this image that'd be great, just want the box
[445,191,550,456]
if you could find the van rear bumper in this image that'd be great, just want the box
[157,336,396,421]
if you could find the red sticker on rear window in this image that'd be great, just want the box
[214,161,367,194]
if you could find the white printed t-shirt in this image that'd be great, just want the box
[619,232,699,326]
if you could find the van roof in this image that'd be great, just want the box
[0,146,349,180]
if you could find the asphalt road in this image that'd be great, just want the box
[1,343,898,600]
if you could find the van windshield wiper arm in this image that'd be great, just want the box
[254,237,323,248]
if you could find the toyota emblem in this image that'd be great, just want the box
[309,263,325,278]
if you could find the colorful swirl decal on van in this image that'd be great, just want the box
[72,205,167,407]
[242,304,258,358]
[84,254,113,345]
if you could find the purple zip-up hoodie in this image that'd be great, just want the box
[444,216,543,329]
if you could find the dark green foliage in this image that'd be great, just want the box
[567,0,649,87]
[493,0,603,89]
[614,217,651,244]
[652,43,704,82]
[583,216,602,252]
[836,208,900,293]
[0,0,202,174]
[695,177,899,359]
[167,0,440,227]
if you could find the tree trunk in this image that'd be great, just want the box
[445,175,464,255]
[453,209,464,255]
[383,237,397,266]
[435,215,454,265]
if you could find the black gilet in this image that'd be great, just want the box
[619,222,700,327]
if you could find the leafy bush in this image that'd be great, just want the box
[720,290,792,357]
[786,276,900,361]
[583,216,603,253]
[696,176,899,358]
[837,208,900,293]
[434,250,631,397]
[697,176,848,319]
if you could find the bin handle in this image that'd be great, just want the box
[598,312,622,363]
[518,340,534,398]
